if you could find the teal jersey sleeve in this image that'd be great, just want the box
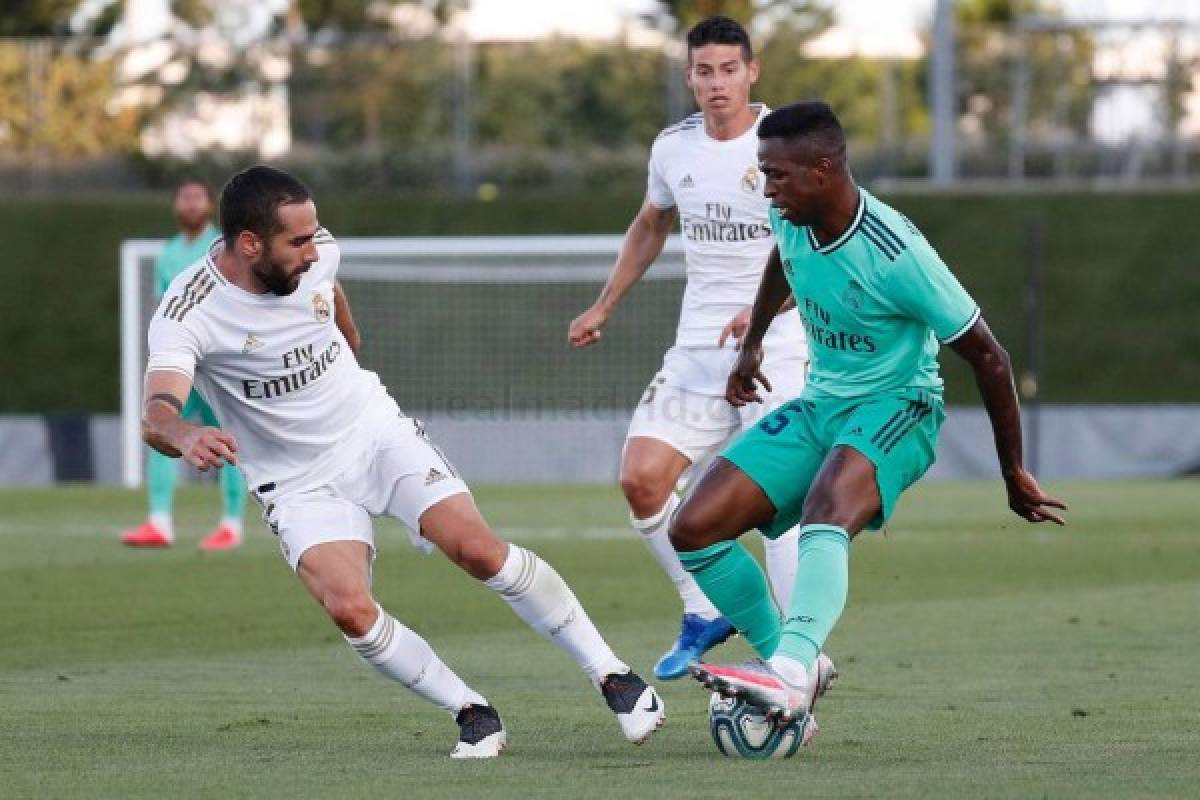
[886,236,980,343]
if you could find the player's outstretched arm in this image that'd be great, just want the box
[567,199,677,348]
[333,281,362,354]
[141,369,238,471]
[948,317,1067,525]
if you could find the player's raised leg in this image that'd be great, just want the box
[620,436,734,680]
[669,458,783,657]
[761,447,874,713]
[419,493,666,745]
[295,539,504,759]
[668,457,817,738]
[674,445,870,731]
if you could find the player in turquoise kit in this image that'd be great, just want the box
[668,102,1067,745]
[121,179,248,550]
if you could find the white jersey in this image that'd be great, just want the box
[647,104,806,353]
[146,231,391,494]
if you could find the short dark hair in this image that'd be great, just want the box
[176,176,214,202]
[219,165,311,244]
[686,16,753,62]
[759,101,847,158]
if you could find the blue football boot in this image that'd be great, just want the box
[653,613,736,680]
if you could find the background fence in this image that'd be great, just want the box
[6,5,1200,192]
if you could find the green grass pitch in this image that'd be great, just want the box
[2,481,1198,798]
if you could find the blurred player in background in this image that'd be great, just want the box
[568,17,833,687]
[121,179,248,550]
[674,102,1067,743]
[141,165,665,758]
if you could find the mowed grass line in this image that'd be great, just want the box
[1,481,1197,799]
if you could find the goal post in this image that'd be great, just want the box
[119,235,687,487]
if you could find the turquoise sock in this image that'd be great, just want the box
[218,463,247,521]
[146,448,177,516]
[194,398,245,521]
[678,541,781,657]
[775,524,850,671]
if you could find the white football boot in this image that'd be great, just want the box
[450,704,506,759]
[599,670,666,745]
[815,652,839,699]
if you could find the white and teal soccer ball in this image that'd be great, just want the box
[708,692,804,759]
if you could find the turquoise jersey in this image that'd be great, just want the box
[769,188,979,400]
[154,224,220,298]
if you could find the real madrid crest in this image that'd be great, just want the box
[741,165,760,193]
[842,280,866,311]
[312,291,331,323]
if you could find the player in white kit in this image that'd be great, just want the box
[569,18,833,685]
[142,166,665,759]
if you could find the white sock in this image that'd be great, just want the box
[763,527,800,611]
[149,513,174,541]
[768,653,811,688]
[631,494,720,619]
[345,607,486,715]
[485,545,627,687]
[219,517,243,536]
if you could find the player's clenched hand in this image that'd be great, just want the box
[726,345,771,407]
[179,427,239,471]
[718,306,752,350]
[568,305,609,348]
[1004,468,1067,525]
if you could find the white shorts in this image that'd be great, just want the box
[626,344,808,466]
[257,413,470,571]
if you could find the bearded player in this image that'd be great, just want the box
[669,102,1066,744]
[568,16,833,689]
[143,166,665,758]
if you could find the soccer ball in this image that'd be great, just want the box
[708,692,804,759]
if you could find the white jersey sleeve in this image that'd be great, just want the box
[147,269,215,377]
[646,139,677,210]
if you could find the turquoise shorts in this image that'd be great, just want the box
[722,387,944,536]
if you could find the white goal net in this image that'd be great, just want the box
[120,235,686,487]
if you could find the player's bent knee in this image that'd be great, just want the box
[322,592,378,637]
[668,502,715,553]
[798,492,874,533]
[450,531,508,581]
[618,467,674,519]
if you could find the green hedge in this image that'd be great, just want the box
[1,189,1196,412]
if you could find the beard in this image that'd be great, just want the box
[176,210,209,233]
[252,247,305,296]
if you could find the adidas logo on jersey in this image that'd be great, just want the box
[425,468,447,486]
[678,174,695,189]
[242,334,265,353]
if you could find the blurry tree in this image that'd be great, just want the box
[291,38,451,151]
[941,0,1094,168]
[295,0,466,33]
[0,0,84,35]
[653,0,830,31]
[296,0,375,32]
[0,41,140,160]
[473,40,664,154]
